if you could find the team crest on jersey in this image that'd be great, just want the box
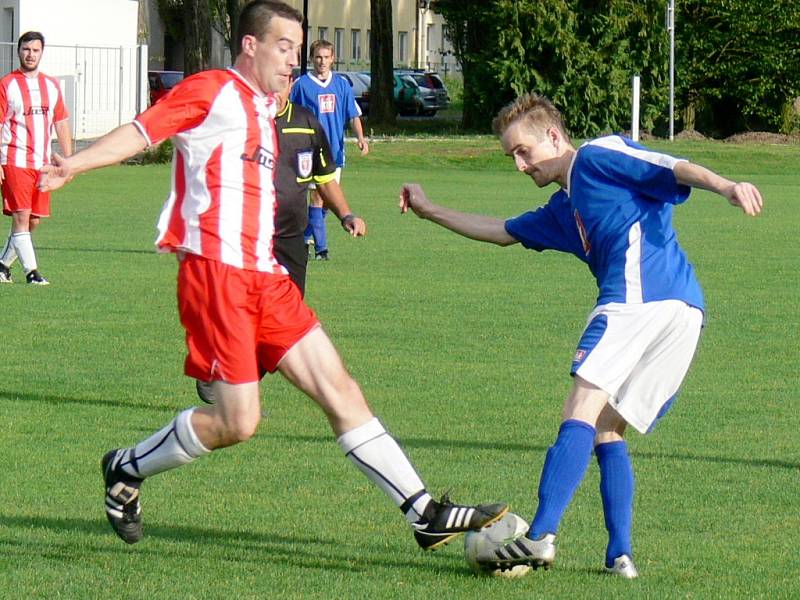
[318,93,336,113]
[573,349,586,363]
[297,151,313,178]
[573,209,591,256]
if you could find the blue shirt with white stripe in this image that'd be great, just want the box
[505,135,704,311]
[290,72,362,168]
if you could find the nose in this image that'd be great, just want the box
[514,155,527,172]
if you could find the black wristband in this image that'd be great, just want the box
[340,213,356,227]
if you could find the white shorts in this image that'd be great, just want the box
[571,300,703,434]
[308,167,341,190]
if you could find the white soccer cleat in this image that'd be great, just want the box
[606,554,639,579]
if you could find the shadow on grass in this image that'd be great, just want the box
[0,514,464,574]
[0,389,173,414]
[273,434,800,471]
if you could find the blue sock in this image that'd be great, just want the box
[530,419,596,538]
[308,206,328,253]
[596,440,634,567]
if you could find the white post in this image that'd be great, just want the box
[631,74,640,142]
[137,44,149,113]
[668,0,675,140]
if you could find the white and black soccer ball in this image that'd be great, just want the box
[464,512,532,578]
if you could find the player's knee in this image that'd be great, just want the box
[218,412,261,445]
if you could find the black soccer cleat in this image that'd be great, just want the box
[25,269,49,285]
[413,493,509,551]
[102,449,144,544]
[314,250,329,261]
[0,262,12,283]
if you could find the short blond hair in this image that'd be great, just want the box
[492,93,570,143]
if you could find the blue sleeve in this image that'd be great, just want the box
[580,138,691,205]
[504,194,583,255]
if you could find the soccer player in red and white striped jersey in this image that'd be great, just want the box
[39,0,507,551]
[0,31,72,284]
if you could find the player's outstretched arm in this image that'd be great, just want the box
[318,179,366,237]
[673,160,763,216]
[39,123,148,192]
[399,183,518,246]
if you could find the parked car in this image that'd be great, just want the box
[394,70,450,116]
[148,70,183,105]
[339,71,370,115]
[393,73,424,116]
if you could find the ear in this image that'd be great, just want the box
[547,126,561,147]
[241,34,257,58]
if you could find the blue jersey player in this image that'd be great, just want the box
[399,94,762,578]
[291,39,368,260]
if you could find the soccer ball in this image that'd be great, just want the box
[464,512,532,578]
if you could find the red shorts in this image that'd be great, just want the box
[1,165,51,217]
[177,253,319,383]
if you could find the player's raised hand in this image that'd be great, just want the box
[38,153,73,192]
[399,183,433,218]
[726,182,763,216]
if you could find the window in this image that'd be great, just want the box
[366,30,371,62]
[398,31,408,62]
[351,29,361,61]
[441,25,449,53]
[1,7,14,42]
[334,28,344,60]
[426,24,435,53]
[318,27,328,41]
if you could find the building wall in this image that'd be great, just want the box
[283,0,459,76]
[1,0,138,48]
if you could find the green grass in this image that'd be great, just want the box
[0,138,798,599]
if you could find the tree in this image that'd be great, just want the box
[433,0,668,136]
[183,0,212,75]
[677,0,800,135]
[369,0,396,125]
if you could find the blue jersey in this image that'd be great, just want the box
[505,135,704,311]
[290,72,361,168]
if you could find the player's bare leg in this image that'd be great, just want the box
[102,382,260,543]
[278,326,508,549]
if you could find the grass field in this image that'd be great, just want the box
[0,137,797,599]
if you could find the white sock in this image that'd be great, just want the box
[0,233,16,267]
[337,417,432,524]
[118,408,211,479]
[11,232,37,273]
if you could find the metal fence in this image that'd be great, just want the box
[1,42,147,141]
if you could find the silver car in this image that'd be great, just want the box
[339,71,371,115]
[394,70,450,116]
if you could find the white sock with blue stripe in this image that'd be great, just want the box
[337,417,432,523]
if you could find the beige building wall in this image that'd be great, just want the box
[283,0,459,76]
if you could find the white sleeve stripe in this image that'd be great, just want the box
[586,135,681,170]
[131,120,152,148]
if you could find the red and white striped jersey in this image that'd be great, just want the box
[0,70,68,169]
[134,69,287,274]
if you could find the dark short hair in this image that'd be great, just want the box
[236,0,303,56]
[309,39,334,59]
[18,31,45,51]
